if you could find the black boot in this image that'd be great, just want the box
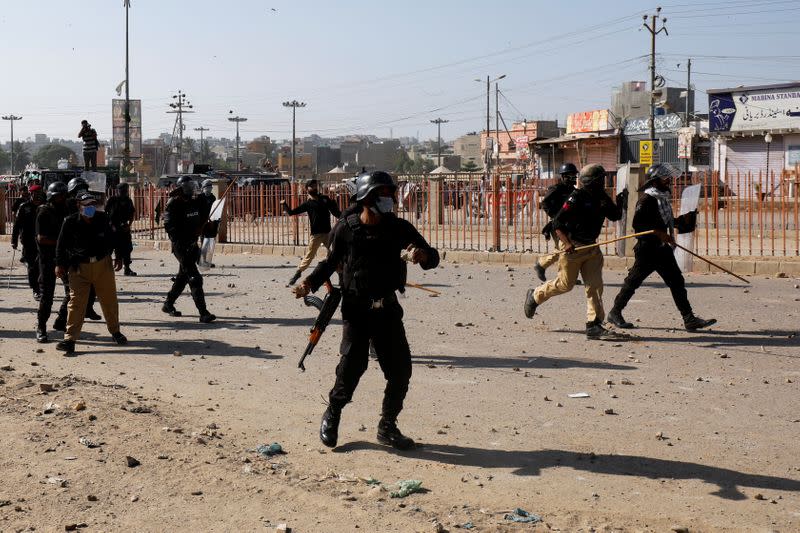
[162,302,182,317]
[533,263,546,282]
[123,265,137,276]
[199,311,216,324]
[112,332,128,345]
[85,308,101,321]
[684,314,717,331]
[56,339,76,356]
[377,418,415,450]
[607,309,634,329]
[319,406,341,448]
[36,328,49,343]
[523,289,538,319]
[288,270,302,286]
[52,317,67,332]
[586,320,627,340]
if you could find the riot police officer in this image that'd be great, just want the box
[608,164,716,331]
[35,182,70,342]
[163,176,216,323]
[535,162,579,282]
[12,184,44,299]
[524,164,626,339]
[67,177,102,321]
[105,182,137,276]
[294,170,440,450]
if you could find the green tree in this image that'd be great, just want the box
[34,144,77,169]
[11,141,31,171]
[393,150,414,173]
[0,147,9,173]
[461,160,480,172]
[199,139,214,164]
[183,137,196,160]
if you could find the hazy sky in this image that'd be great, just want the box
[1,0,798,143]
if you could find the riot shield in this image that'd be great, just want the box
[615,164,630,257]
[674,183,701,272]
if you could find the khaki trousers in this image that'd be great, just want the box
[533,245,605,324]
[537,237,563,269]
[66,256,120,341]
[298,233,329,272]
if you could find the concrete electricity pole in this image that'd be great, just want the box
[194,126,209,163]
[167,91,193,163]
[123,0,132,175]
[474,74,505,173]
[228,112,247,171]
[282,100,306,181]
[684,58,691,177]
[2,115,22,174]
[643,7,668,144]
[430,118,449,167]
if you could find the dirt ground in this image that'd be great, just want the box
[0,246,798,533]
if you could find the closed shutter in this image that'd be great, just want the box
[584,141,618,170]
[726,138,784,195]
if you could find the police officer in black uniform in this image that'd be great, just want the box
[105,182,137,276]
[12,184,44,299]
[163,176,216,323]
[35,182,70,342]
[294,171,439,450]
[535,162,579,282]
[67,177,102,321]
[608,164,716,331]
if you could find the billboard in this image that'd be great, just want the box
[111,99,142,158]
[709,84,800,133]
[515,135,530,161]
[566,109,610,134]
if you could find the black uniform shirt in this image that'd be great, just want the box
[11,201,39,247]
[56,211,119,268]
[307,212,439,299]
[632,194,669,243]
[552,188,622,244]
[164,196,204,245]
[105,195,136,227]
[36,203,68,257]
[541,182,575,218]
[284,195,342,235]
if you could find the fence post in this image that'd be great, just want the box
[212,178,228,243]
[0,189,6,235]
[492,171,501,251]
[428,175,444,226]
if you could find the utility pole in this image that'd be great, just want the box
[194,127,209,163]
[282,100,306,181]
[643,7,668,145]
[167,91,193,165]
[228,113,247,171]
[2,115,22,174]
[684,57,691,178]
[123,0,131,176]
[495,82,502,170]
[430,118,449,167]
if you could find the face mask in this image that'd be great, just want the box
[372,196,394,214]
[81,205,97,218]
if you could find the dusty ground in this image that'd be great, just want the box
[0,246,798,533]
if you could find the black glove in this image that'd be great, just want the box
[615,189,629,207]
[676,209,698,234]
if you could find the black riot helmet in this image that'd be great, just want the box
[559,163,578,177]
[176,175,198,197]
[578,164,606,189]
[117,182,129,196]
[354,171,396,202]
[640,163,679,191]
[67,177,89,195]
[46,181,68,201]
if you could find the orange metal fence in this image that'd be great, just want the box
[2,170,798,257]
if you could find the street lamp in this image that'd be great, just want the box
[228,111,247,171]
[2,115,22,174]
[765,132,773,190]
[282,100,306,181]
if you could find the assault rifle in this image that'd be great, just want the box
[298,284,341,372]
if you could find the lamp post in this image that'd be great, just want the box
[228,112,247,170]
[123,0,131,176]
[2,115,21,174]
[282,100,306,182]
[474,75,505,251]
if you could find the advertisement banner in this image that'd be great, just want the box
[677,127,693,159]
[709,84,800,133]
[515,135,529,161]
[111,99,142,159]
[566,109,609,134]
[624,113,682,136]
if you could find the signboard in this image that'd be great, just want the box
[787,145,800,166]
[566,109,610,134]
[639,140,653,166]
[677,127,693,159]
[709,84,800,133]
[111,99,142,159]
[515,135,530,161]
[624,113,682,136]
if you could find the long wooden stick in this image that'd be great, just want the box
[673,242,750,284]
[405,282,442,296]
[553,230,655,255]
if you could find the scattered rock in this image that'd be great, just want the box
[39,383,56,393]
[670,527,689,533]
[0,365,14,371]
[78,437,100,449]
[604,408,615,415]
[275,524,290,533]
[87,495,98,502]
[620,379,634,385]
[71,400,86,411]
[173,351,182,357]
[47,476,68,487]
[754,493,766,500]
[43,402,60,414]
[130,495,139,502]
[191,490,203,496]
[125,456,141,468]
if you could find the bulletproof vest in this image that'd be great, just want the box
[341,213,405,299]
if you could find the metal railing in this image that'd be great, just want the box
[2,169,798,257]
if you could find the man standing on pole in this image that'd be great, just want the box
[607,164,716,331]
[524,164,627,339]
